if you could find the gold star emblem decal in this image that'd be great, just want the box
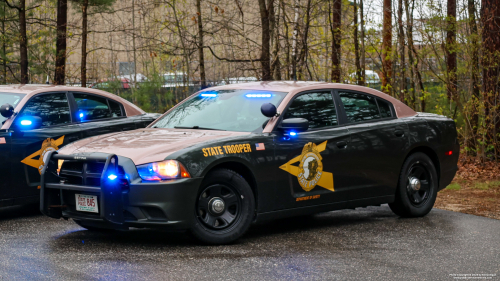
[21,136,65,175]
[279,141,334,192]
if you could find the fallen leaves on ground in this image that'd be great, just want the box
[435,155,500,220]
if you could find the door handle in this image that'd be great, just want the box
[336,141,347,149]
[394,130,405,137]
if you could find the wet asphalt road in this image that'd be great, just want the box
[0,205,498,281]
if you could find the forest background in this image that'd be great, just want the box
[0,0,500,163]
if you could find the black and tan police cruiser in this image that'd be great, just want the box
[40,82,459,244]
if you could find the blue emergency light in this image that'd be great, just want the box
[20,120,32,126]
[245,93,272,98]
[200,92,217,97]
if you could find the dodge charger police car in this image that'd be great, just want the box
[0,85,158,207]
[40,82,459,244]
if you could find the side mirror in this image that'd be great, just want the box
[261,103,277,118]
[279,118,309,134]
[15,116,42,130]
[0,103,14,118]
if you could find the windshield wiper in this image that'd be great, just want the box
[174,126,225,131]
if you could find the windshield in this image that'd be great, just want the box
[0,92,26,124]
[152,89,288,132]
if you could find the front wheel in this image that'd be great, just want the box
[389,152,438,217]
[191,169,255,244]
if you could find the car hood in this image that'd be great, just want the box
[59,128,250,165]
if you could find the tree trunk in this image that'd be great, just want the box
[360,0,365,86]
[196,0,206,88]
[271,0,281,80]
[446,0,457,102]
[1,3,6,84]
[297,0,311,80]
[171,0,190,97]
[330,0,341,82]
[19,0,28,84]
[481,0,500,158]
[81,0,88,87]
[397,0,406,102]
[354,0,361,85]
[258,0,272,81]
[54,0,67,85]
[291,0,300,81]
[405,0,424,111]
[468,0,480,152]
[132,0,137,86]
[282,0,290,80]
[382,0,392,95]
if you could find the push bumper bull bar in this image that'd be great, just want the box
[40,151,126,227]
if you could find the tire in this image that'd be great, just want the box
[389,152,438,218]
[191,169,255,244]
[73,220,115,232]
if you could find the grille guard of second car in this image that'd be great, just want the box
[40,151,126,226]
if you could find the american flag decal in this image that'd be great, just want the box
[255,143,265,151]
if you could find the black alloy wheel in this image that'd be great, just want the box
[197,184,240,230]
[389,152,438,218]
[191,169,255,244]
[406,163,431,206]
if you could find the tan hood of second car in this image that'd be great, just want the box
[58,128,249,165]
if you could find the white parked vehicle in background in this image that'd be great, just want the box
[217,77,258,85]
[348,70,380,84]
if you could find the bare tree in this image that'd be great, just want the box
[481,0,500,158]
[397,0,405,102]
[196,0,206,88]
[258,0,273,81]
[382,0,392,95]
[354,0,361,85]
[330,0,341,82]
[2,0,28,83]
[446,0,457,102]
[54,0,67,85]
[291,0,299,80]
[359,0,365,85]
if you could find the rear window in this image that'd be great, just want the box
[339,92,381,123]
[74,93,112,121]
[377,98,393,118]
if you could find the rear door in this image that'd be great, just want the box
[71,92,136,138]
[336,90,409,199]
[10,92,81,200]
[273,90,351,211]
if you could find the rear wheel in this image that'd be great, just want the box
[389,152,438,217]
[191,169,255,244]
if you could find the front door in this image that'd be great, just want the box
[10,92,81,200]
[273,91,351,211]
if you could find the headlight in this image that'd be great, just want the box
[136,160,191,181]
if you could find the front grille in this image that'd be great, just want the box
[59,160,125,187]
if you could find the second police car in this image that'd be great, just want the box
[40,82,459,244]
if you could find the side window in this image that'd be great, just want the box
[339,92,380,123]
[109,100,123,117]
[74,93,112,121]
[18,93,71,127]
[284,92,337,129]
[377,98,393,118]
